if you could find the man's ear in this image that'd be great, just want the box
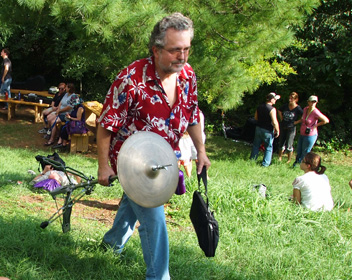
[152,46,160,57]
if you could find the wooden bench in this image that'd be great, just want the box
[70,131,94,153]
[0,98,49,122]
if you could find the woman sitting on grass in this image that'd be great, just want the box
[292,152,334,211]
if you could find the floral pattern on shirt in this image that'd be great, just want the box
[98,57,200,172]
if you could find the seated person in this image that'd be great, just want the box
[53,96,88,149]
[31,164,79,191]
[38,83,66,134]
[45,83,78,146]
[292,152,334,211]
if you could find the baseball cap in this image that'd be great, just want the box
[266,92,281,101]
[307,95,318,102]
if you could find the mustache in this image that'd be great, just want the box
[172,59,185,64]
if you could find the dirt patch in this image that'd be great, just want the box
[19,195,121,226]
[0,105,98,157]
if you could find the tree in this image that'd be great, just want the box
[0,0,319,108]
[275,0,352,144]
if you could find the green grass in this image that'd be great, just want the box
[1,136,352,279]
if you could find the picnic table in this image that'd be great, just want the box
[0,97,49,123]
[11,89,53,98]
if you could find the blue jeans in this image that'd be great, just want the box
[1,78,12,108]
[250,126,274,167]
[0,78,12,97]
[103,194,170,280]
[294,134,318,164]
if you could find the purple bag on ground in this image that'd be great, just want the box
[34,179,61,192]
[175,170,186,195]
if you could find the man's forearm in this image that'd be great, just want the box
[97,124,112,169]
[187,123,205,155]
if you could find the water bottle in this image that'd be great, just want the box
[18,91,21,100]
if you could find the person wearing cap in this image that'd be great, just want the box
[292,95,329,167]
[278,92,303,163]
[250,92,280,167]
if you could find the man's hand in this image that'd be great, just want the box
[274,130,280,138]
[195,151,211,175]
[98,165,116,186]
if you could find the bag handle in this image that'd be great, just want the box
[197,166,209,205]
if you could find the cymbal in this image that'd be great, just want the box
[117,131,179,208]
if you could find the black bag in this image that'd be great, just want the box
[190,167,219,257]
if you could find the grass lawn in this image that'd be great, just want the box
[0,117,352,279]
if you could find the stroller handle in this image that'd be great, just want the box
[50,175,119,196]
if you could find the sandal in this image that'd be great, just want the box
[44,141,54,146]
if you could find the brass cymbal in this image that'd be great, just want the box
[117,131,179,208]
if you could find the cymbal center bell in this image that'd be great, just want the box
[145,161,160,179]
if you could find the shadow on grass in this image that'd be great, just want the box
[206,135,252,161]
[0,215,143,279]
[77,199,121,211]
[0,214,268,280]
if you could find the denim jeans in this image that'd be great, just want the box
[294,134,318,164]
[0,78,12,97]
[250,126,274,167]
[103,193,170,280]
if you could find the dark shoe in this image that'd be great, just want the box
[99,241,124,257]
[2,106,8,110]
[53,143,63,149]
[99,241,111,252]
[44,141,54,146]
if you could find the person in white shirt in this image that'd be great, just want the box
[292,152,334,211]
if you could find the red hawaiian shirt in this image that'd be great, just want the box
[98,56,200,171]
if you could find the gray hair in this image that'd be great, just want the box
[148,12,194,55]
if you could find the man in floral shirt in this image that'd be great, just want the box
[97,13,210,280]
